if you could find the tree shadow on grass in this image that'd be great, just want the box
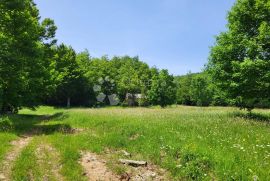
[0,112,77,136]
[233,111,270,124]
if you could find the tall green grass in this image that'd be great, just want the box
[1,106,269,180]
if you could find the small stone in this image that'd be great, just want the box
[151,172,156,177]
[122,150,131,157]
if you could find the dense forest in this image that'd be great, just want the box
[0,0,269,114]
[176,72,269,108]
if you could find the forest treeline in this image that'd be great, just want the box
[176,73,270,108]
[45,48,177,108]
[0,0,269,113]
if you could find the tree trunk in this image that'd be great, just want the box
[67,97,70,108]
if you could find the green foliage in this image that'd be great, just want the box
[0,0,57,113]
[0,117,13,132]
[175,73,194,105]
[46,44,91,107]
[208,0,270,110]
[175,72,216,106]
[148,69,176,107]
[189,75,213,106]
[1,0,268,110]
[113,56,152,101]
[179,153,213,180]
[71,54,175,107]
[1,0,171,109]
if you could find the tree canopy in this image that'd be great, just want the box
[0,0,56,113]
[0,0,269,113]
[208,0,270,110]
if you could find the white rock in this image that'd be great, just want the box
[121,150,131,157]
[151,172,156,177]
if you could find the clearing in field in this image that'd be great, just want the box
[0,106,269,180]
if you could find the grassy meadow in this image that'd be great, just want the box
[0,106,269,180]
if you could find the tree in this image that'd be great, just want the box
[0,0,57,113]
[208,0,270,110]
[113,56,151,103]
[81,55,153,106]
[175,72,217,106]
[175,72,194,105]
[47,44,88,107]
[189,74,212,106]
[148,69,176,107]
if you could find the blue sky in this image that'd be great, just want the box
[35,0,235,75]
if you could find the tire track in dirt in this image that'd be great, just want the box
[0,136,32,181]
[35,143,64,181]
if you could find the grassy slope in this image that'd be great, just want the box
[0,106,269,180]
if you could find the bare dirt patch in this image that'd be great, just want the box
[0,136,32,181]
[80,152,119,181]
[80,151,168,181]
[121,163,167,181]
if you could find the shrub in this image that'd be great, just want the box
[0,117,14,132]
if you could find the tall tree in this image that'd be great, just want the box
[175,72,194,105]
[114,56,151,101]
[148,69,176,107]
[48,44,87,107]
[208,0,270,110]
[189,74,212,106]
[0,0,57,113]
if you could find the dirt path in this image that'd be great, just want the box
[0,136,32,181]
[80,151,167,181]
[126,164,167,181]
[0,135,166,181]
[35,143,64,181]
[80,152,119,181]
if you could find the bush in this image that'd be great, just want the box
[178,152,213,180]
[255,99,270,109]
[0,117,14,132]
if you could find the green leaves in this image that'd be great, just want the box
[41,18,57,45]
[46,44,90,107]
[175,73,215,107]
[208,0,270,110]
[148,69,176,107]
[0,0,57,113]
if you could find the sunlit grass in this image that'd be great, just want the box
[0,106,269,180]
